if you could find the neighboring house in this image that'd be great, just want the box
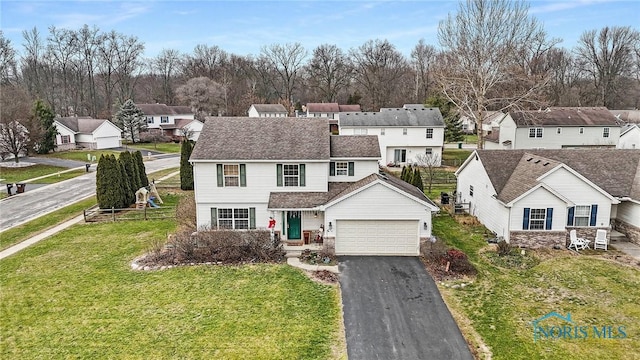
[455,149,640,248]
[136,104,195,130]
[247,104,288,118]
[339,104,445,166]
[484,107,620,149]
[54,117,122,150]
[298,103,361,134]
[190,117,439,256]
[459,111,507,135]
[618,124,640,149]
[610,109,640,124]
[159,119,204,141]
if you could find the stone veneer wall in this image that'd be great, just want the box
[509,231,566,249]
[324,236,336,255]
[566,226,610,246]
[613,219,640,245]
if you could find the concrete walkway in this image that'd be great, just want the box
[287,257,339,273]
[612,241,640,261]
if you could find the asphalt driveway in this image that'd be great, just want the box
[339,256,473,360]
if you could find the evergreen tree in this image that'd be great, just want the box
[425,94,464,143]
[118,151,137,204]
[97,154,125,209]
[134,151,149,187]
[180,139,194,190]
[33,99,57,154]
[118,156,133,206]
[401,165,407,181]
[405,164,413,183]
[412,167,424,192]
[114,99,146,143]
[96,154,108,208]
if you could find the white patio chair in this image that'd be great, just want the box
[568,230,588,251]
[593,229,608,251]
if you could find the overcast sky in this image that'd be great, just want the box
[2,0,639,59]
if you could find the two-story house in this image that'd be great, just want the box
[484,107,620,149]
[190,117,438,256]
[298,103,361,134]
[136,103,198,140]
[339,104,445,166]
[455,149,640,248]
[247,104,288,118]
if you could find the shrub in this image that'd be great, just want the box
[497,240,513,257]
[445,249,476,275]
[140,229,285,266]
[176,193,197,231]
[180,139,194,190]
[299,249,337,265]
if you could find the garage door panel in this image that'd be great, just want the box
[336,220,419,256]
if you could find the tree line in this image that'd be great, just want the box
[1,0,639,149]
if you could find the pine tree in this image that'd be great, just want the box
[96,154,108,208]
[405,164,413,183]
[118,156,133,206]
[412,167,424,192]
[114,99,146,143]
[97,154,125,208]
[33,100,57,154]
[401,165,407,181]
[119,151,141,192]
[425,94,464,143]
[134,151,149,187]
[180,139,194,190]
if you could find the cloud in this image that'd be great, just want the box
[529,0,613,14]
[50,2,152,29]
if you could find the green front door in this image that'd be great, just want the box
[287,211,301,240]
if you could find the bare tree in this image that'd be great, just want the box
[259,43,307,113]
[436,0,556,148]
[0,86,32,162]
[153,49,182,104]
[306,44,352,102]
[76,25,101,117]
[176,77,225,119]
[350,39,410,111]
[414,153,441,194]
[545,48,582,106]
[410,39,436,103]
[0,31,18,85]
[47,26,79,116]
[575,26,640,108]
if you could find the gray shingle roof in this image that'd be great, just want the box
[510,107,619,127]
[56,117,116,133]
[137,103,193,116]
[340,107,444,127]
[191,117,330,161]
[267,172,436,209]
[305,103,362,113]
[251,104,288,113]
[475,149,640,202]
[330,135,380,158]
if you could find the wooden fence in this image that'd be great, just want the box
[84,205,176,222]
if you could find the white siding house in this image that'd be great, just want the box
[484,107,620,149]
[247,104,288,118]
[137,104,195,130]
[339,104,445,166]
[618,124,639,149]
[456,149,640,247]
[54,117,122,150]
[190,117,438,256]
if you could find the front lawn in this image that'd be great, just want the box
[0,219,343,359]
[44,149,121,162]
[432,213,640,359]
[0,164,79,183]
[126,142,181,153]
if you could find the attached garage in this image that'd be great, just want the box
[335,220,420,256]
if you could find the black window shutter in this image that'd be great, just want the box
[545,208,553,230]
[216,164,223,187]
[276,164,283,186]
[348,162,355,176]
[249,207,256,229]
[330,162,335,176]
[567,206,575,226]
[240,164,246,187]
[523,208,530,230]
[210,208,218,229]
[589,205,598,226]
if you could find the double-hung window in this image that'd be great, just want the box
[523,208,553,230]
[603,128,610,138]
[336,162,348,176]
[354,128,368,135]
[529,128,543,138]
[426,128,434,139]
[277,164,306,187]
[403,128,408,135]
[216,164,246,187]
[146,116,154,124]
[330,161,354,176]
[567,205,598,227]
[61,135,71,144]
[213,208,255,229]
[160,116,169,124]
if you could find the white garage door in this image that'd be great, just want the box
[95,137,120,149]
[336,220,419,256]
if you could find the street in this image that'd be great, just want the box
[0,155,179,232]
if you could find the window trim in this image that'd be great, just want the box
[426,128,434,139]
[61,135,71,144]
[529,127,543,138]
[146,116,154,124]
[394,149,406,163]
[215,207,254,230]
[567,205,598,227]
[160,116,169,124]
[335,161,348,176]
[216,164,246,187]
[603,127,610,138]
[523,207,553,230]
[277,163,306,187]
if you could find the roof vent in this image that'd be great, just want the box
[543,162,550,166]
[535,160,541,164]
[527,157,533,161]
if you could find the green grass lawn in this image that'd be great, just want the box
[442,148,472,162]
[44,149,121,162]
[126,142,181,153]
[432,213,640,359]
[0,164,81,183]
[0,219,343,359]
